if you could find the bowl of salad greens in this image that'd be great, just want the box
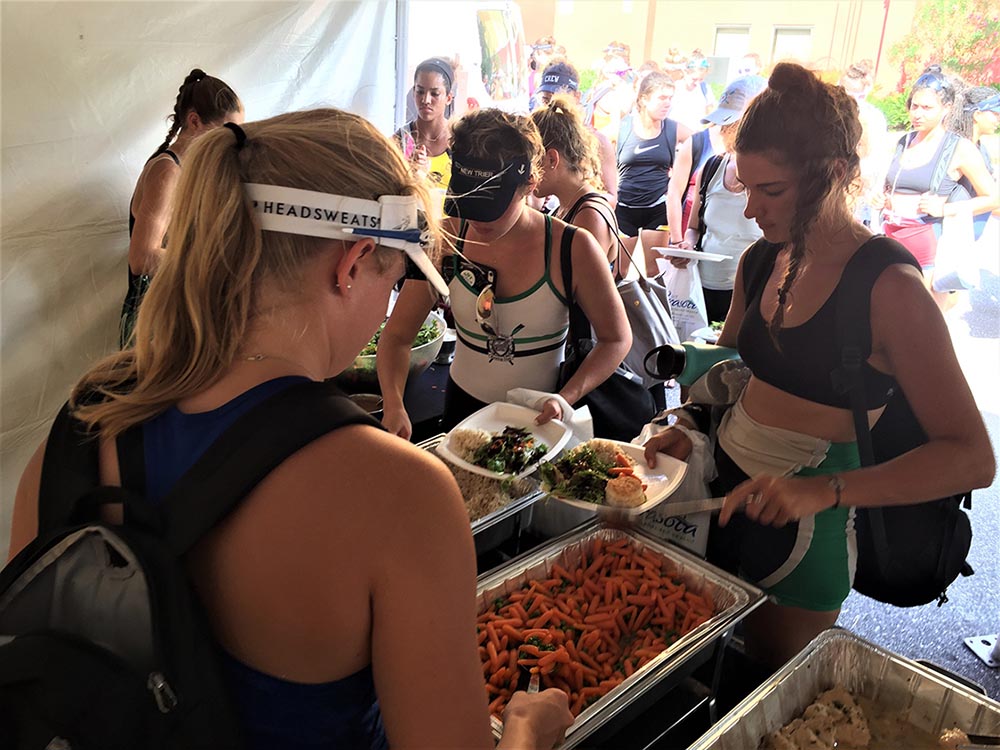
[335,310,445,392]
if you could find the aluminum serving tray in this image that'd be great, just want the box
[416,433,546,536]
[477,520,766,748]
[687,627,1000,750]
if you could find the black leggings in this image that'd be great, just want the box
[615,203,667,237]
[702,288,733,326]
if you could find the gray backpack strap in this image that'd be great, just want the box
[929,131,961,195]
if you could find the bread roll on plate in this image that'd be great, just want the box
[605,475,646,508]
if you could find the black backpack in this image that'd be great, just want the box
[832,237,974,607]
[0,380,379,750]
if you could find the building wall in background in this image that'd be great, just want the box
[520,0,918,93]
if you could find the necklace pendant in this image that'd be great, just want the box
[246,354,266,361]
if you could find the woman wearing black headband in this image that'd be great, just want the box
[394,58,455,195]
[120,68,242,348]
[379,108,631,439]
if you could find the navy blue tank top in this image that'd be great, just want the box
[737,240,898,409]
[617,116,678,207]
[142,377,388,750]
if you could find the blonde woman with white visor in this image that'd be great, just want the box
[10,110,572,750]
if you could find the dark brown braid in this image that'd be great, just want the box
[153,68,241,158]
[735,62,862,348]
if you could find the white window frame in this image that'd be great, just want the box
[771,26,814,65]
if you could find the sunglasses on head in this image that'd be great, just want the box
[914,73,951,91]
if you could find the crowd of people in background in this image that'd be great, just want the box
[11,29,998,750]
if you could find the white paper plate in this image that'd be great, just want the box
[435,402,572,480]
[544,440,688,517]
[651,247,728,262]
[690,326,720,343]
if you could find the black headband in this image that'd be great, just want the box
[417,59,454,92]
[224,121,246,149]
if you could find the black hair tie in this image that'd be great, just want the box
[223,122,247,149]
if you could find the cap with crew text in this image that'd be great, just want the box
[538,62,580,95]
[702,75,767,126]
[444,155,532,223]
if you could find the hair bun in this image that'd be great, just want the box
[922,63,944,76]
[768,62,818,96]
[185,68,207,87]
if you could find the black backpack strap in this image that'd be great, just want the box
[832,236,921,576]
[558,224,588,354]
[37,402,103,533]
[739,239,779,303]
[156,379,381,556]
[695,154,726,252]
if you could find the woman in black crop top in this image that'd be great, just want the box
[120,69,242,349]
[643,63,994,669]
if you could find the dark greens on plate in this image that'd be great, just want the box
[472,426,548,475]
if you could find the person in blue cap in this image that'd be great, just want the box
[665,75,768,324]
[535,60,618,206]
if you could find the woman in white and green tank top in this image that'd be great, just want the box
[378,108,632,438]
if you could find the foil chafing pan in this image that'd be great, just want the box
[478,521,766,747]
[687,627,1000,750]
[416,433,545,537]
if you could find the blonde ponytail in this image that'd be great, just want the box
[74,109,431,436]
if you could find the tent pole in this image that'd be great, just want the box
[395,0,410,131]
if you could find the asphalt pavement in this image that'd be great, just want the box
[838,237,1000,698]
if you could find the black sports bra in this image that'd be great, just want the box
[737,238,903,410]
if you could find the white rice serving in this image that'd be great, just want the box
[442,460,533,522]
[449,428,492,462]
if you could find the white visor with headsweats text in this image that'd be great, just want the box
[244,183,449,297]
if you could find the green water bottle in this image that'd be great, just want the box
[643,342,739,386]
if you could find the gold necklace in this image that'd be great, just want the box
[416,123,447,144]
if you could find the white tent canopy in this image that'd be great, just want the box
[0,1,400,559]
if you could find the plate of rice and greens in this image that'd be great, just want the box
[436,403,572,480]
[538,439,687,516]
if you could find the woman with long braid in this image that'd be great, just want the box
[643,63,993,667]
[121,68,242,348]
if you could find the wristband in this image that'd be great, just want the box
[828,475,845,509]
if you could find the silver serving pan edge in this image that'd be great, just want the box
[687,627,1000,750]
[417,433,546,536]
[478,520,766,748]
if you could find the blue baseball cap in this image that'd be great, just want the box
[702,75,767,126]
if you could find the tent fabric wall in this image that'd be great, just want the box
[0,1,398,560]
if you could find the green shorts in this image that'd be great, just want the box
[713,441,860,612]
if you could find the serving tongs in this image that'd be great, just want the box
[960,734,1000,749]
[490,672,540,737]
[595,496,727,528]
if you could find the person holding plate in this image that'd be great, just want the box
[378,108,631,439]
[668,76,767,325]
[643,64,993,668]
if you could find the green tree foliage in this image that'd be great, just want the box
[868,92,911,131]
[890,0,1000,90]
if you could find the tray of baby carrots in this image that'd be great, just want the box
[476,521,766,747]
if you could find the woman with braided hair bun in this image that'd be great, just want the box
[120,68,242,348]
[643,62,993,667]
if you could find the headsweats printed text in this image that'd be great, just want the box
[251,200,380,228]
